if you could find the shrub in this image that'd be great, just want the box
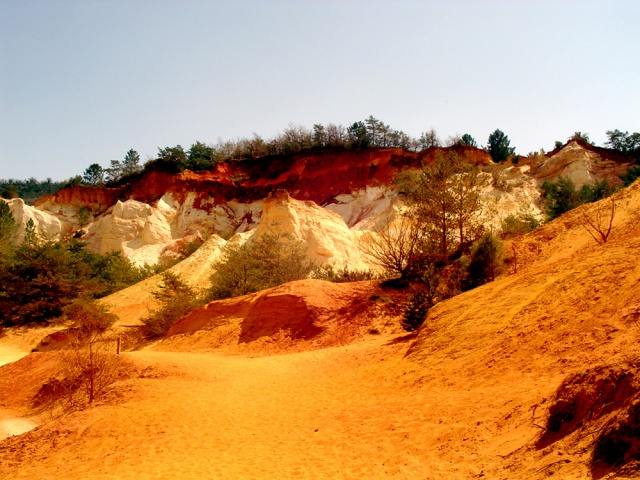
[401,291,432,332]
[541,177,581,220]
[620,165,640,187]
[542,177,614,221]
[314,265,379,283]
[141,272,203,338]
[465,233,503,289]
[501,210,541,238]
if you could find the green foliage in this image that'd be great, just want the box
[77,206,90,229]
[0,201,17,254]
[541,177,613,221]
[314,265,379,283]
[347,121,370,149]
[461,133,477,147]
[122,149,142,176]
[401,291,431,332]
[398,151,488,258]
[580,179,613,203]
[465,233,503,289]
[82,163,104,186]
[620,165,640,187]
[487,129,515,163]
[501,210,540,238]
[63,299,118,335]
[0,184,19,199]
[186,141,216,170]
[157,145,187,166]
[571,131,593,145]
[208,233,316,300]
[399,263,462,332]
[541,177,581,220]
[605,129,640,157]
[0,177,67,205]
[0,234,152,328]
[419,128,441,149]
[141,272,204,338]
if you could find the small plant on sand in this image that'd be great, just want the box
[33,300,124,413]
[580,197,615,246]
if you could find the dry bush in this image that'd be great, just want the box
[33,329,125,415]
[359,215,426,279]
[581,197,615,245]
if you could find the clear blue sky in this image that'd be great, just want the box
[1,0,638,181]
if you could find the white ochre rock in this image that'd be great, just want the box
[252,192,375,271]
[3,198,69,242]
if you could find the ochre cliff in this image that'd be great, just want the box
[25,143,632,266]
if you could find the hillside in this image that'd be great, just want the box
[1,175,640,478]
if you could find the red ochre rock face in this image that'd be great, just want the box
[38,146,493,213]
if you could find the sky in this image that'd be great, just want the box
[1,0,639,181]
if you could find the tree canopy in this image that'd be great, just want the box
[487,129,515,163]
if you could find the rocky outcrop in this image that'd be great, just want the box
[251,191,373,270]
[530,139,631,188]
[2,198,70,242]
[100,192,379,325]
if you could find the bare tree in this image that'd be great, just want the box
[581,197,615,245]
[359,214,426,278]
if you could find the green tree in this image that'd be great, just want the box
[82,163,104,186]
[157,145,187,168]
[461,133,477,147]
[487,129,515,163]
[541,177,581,220]
[605,129,640,156]
[500,209,540,238]
[402,291,431,332]
[418,128,441,149]
[0,234,153,328]
[571,132,593,145]
[399,152,487,258]
[187,142,215,170]
[208,233,315,300]
[347,121,370,149]
[365,115,384,146]
[105,160,123,183]
[122,149,142,176]
[448,156,490,249]
[0,185,19,199]
[312,124,327,147]
[620,166,640,187]
[399,154,456,258]
[141,271,203,338]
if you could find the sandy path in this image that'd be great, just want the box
[0,333,554,480]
